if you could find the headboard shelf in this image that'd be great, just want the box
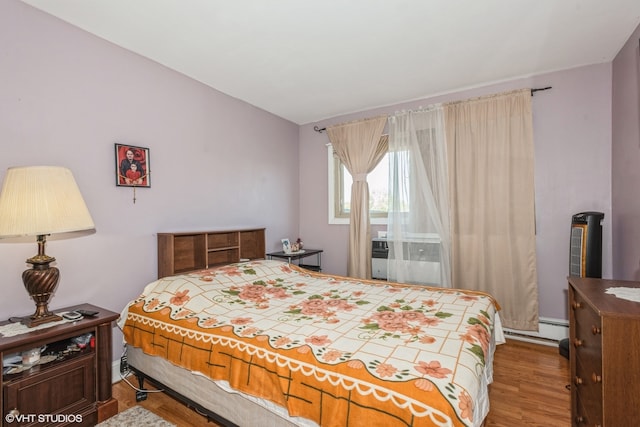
[157,228,265,278]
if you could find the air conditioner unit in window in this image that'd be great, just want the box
[372,235,441,285]
[371,238,388,280]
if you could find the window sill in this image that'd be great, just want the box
[329,217,388,225]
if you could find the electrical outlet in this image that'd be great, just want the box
[120,353,128,374]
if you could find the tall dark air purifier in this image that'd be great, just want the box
[561,211,604,359]
[569,212,604,278]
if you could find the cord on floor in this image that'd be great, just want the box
[118,346,163,394]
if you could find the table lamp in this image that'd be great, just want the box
[0,166,95,327]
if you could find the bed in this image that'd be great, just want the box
[119,259,503,427]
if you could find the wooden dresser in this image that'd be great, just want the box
[568,277,640,426]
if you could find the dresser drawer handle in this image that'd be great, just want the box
[574,415,584,424]
[591,325,601,335]
[591,372,602,383]
[572,301,582,310]
[574,376,583,385]
[573,338,583,347]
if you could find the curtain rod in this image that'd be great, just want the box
[531,86,552,95]
[313,86,552,133]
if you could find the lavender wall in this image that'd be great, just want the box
[2,0,634,362]
[0,1,300,358]
[300,64,614,322]
[612,25,640,279]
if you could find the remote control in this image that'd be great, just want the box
[76,309,99,317]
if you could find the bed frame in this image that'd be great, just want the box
[127,345,316,426]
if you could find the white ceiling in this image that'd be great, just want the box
[21,0,640,125]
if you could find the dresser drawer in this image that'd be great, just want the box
[569,277,640,427]
[575,391,603,426]
[571,288,602,361]
[571,288,601,332]
[574,355,603,419]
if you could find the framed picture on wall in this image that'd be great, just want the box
[115,143,150,187]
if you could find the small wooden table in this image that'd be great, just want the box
[267,249,323,271]
[0,303,119,425]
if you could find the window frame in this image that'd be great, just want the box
[327,145,388,225]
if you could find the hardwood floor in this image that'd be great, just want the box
[111,376,210,426]
[112,339,571,426]
[484,340,570,426]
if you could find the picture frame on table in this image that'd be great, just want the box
[281,239,291,254]
[115,143,150,187]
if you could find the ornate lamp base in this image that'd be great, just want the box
[21,238,64,327]
[24,311,63,328]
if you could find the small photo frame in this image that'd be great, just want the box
[115,143,150,187]
[281,238,291,254]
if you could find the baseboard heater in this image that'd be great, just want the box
[502,317,569,347]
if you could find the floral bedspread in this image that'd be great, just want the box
[121,260,500,427]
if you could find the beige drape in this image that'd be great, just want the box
[444,89,539,330]
[327,116,388,279]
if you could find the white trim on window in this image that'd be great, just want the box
[327,144,387,225]
[328,145,348,224]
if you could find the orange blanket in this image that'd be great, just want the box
[121,260,499,427]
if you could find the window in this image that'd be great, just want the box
[327,145,389,224]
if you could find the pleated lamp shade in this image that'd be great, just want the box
[0,166,95,326]
[0,166,95,238]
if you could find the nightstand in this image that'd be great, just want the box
[1,303,119,426]
[267,249,323,271]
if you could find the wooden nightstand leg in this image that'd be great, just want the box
[96,320,118,421]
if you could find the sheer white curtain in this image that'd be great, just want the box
[387,107,451,287]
